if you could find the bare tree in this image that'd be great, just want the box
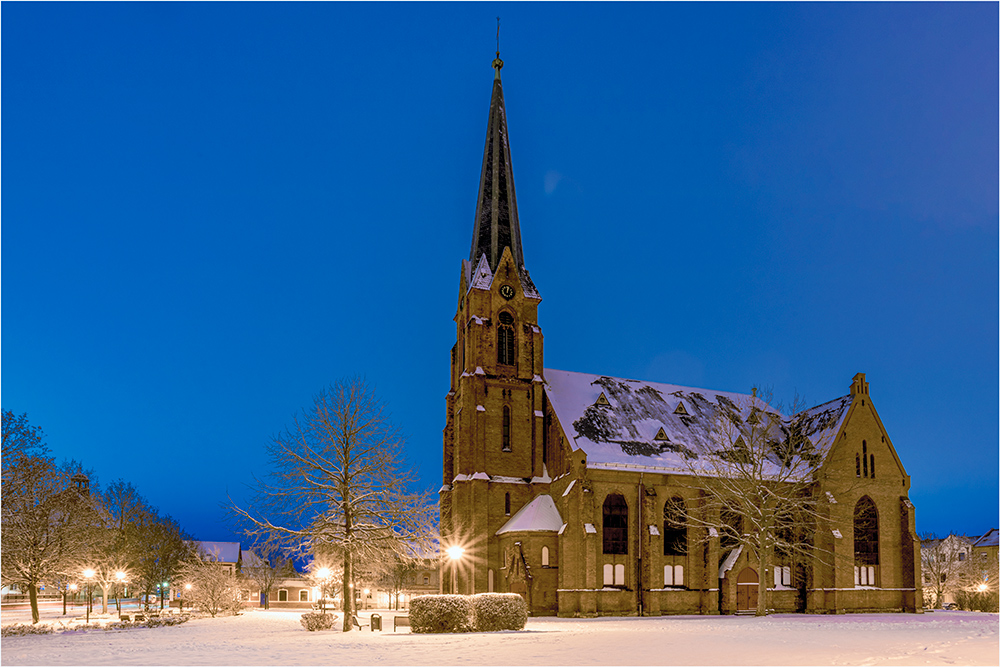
[920,534,975,608]
[1,412,98,623]
[678,390,841,616]
[132,514,192,609]
[177,552,245,617]
[241,542,287,610]
[230,377,437,631]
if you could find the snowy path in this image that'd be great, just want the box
[1,609,996,666]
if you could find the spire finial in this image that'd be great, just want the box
[492,17,503,79]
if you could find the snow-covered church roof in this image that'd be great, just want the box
[496,494,563,535]
[543,369,852,475]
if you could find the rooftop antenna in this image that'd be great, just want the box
[493,16,504,78]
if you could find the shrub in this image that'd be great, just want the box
[472,593,528,631]
[1,623,55,637]
[954,589,1000,613]
[300,612,336,631]
[410,595,475,633]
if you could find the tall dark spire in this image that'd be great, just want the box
[469,53,524,272]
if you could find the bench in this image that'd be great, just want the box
[351,615,369,631]
[393,615,410,632]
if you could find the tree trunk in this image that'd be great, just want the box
[756,536,771,617]
[101,584,109,614]
[342,550,354,631]
[29,583,40,624]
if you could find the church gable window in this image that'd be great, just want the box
[497,311,516,365]
[663,496,687,556]
[602,493,628,555]
[854,496,879,586]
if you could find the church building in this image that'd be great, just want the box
[439,54,922,616]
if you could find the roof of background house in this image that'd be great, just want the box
[973,528,999,548]
[193,541,241,563]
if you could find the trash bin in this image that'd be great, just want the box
[370,613,381,631]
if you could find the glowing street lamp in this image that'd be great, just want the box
[83,569,95,623]
[447,546,466,594]
[64,583,78,615]
[114,571,127,617]
[315,567,332,613]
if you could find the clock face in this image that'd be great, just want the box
[499,284,515,300]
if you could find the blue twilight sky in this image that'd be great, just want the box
[4,3,997,544]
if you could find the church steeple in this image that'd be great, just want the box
[469,54,524,273]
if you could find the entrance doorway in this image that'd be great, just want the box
[736,567,758,611]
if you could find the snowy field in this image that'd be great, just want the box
[1,607,997,666]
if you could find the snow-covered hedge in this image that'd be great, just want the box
[1,623,55,637]
[471,593,528,631]
[299,612,337,631]
[410,595,475,633]
[409,594,527,633]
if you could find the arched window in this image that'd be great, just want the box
[854,496,879,585]
[663,496,687,556]
[870,454,875,478]
[855,453,861,477]
[497,312,516,365]
[504,492,511,516]
[603,564,614,585]
[862,441,868,477]
[602,493,628,554]
[488,569,494,592]
[502,405,512,451]
[541,546,549,567]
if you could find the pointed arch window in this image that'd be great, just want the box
[862,441,869,477]
[497,311,516,365]
[663,496,687,556]
[502,405,512,452]
[504,492,511,516]
[854,496,879,586]
[602,493,628,555]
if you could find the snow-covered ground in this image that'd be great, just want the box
[2,606,997,666]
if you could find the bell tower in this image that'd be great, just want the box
[440,54,547,595]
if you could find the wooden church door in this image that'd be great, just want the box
[736,567,758,611]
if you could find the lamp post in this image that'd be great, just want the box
[181,583,191,612]
[68,583,78,615]
[115,571,126,617]
[363,589,370,610]
[83,569,95,623]
[315,567,331,614]
[446,546,465,595]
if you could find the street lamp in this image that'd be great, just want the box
[83,569,95,623]
[64,583,77,616]
[161,581,169,610]
[315,568,331,614]
[115,571,126,617]
[363,589,370,610]
[447,546,465,595]
[181,583,192,612]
